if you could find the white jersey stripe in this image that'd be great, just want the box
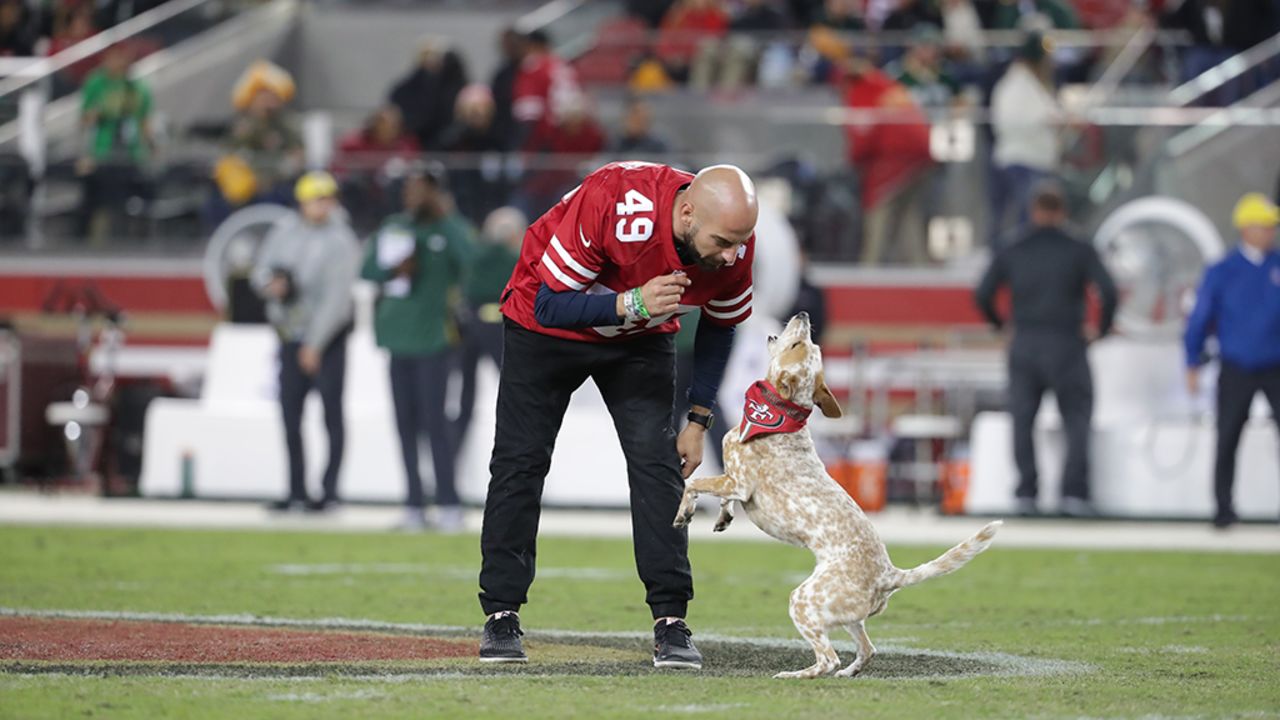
[549,234,598,280]
[703,301,752,320]
[540,251,587,291]
[706,286,753,308]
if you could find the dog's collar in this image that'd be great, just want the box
[738,380,812,443]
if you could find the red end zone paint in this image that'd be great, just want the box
[0,617,474,663]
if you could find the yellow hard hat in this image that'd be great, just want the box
[295,171,338,203]
[1232,192,1280,229]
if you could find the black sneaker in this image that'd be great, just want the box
[267,498,305,513]
[304,497,338,513]
[1213,509,1239,529]
[479,612,527,663]
[653,619,702,669]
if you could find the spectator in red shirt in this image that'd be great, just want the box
[511,29,580,148]
[333,106,420,177]
[655,0,729,83]
[519,92,605,217]
[842,57,935,265]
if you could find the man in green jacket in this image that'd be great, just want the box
[453,206,524,449]
[361,163,475,532]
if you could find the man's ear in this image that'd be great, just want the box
[814,372,843,419]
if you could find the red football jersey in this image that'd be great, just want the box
[511,51,579,129]
[502,161,755,343]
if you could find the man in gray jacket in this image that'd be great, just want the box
[253,171,360,512]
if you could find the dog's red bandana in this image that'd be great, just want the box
[738,380,812,443]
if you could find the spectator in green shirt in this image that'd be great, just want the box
[361,163,475,532]
[76,44,153,242]
[453,206,524,449]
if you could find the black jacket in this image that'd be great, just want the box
[975,225,1118,338]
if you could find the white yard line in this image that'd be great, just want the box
[1,491,1276,553]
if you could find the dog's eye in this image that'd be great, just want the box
[789,342,802,350]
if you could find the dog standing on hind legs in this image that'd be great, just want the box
[673,311,1002,679]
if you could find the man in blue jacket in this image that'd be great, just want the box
[1184,193,1280,529]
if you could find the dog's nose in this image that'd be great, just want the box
[795,311,809,321]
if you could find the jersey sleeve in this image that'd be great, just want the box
[535,179,610,293]
[701,234,755,326]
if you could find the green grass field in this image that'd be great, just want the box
[1,524,1278,719]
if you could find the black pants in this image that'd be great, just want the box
[1008,332,1094,501]
[390,352,458,508]
[279,336,347,502]
[1214,362,1280,517]
[453,316,505,450]
[479,320,691,619]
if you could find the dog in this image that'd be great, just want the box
[673,311,1001,679]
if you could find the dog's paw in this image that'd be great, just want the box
[712,515,733,532]
[672,506,694,528]
[834,663,863,678]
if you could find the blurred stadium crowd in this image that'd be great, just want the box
[1,0,1277,261]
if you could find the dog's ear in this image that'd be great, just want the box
[775,369,798,401]
[814,372,843,419]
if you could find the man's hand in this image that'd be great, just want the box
[298,345,321,376]
[1186,368,1199,396]
[676,423,705,480]
[394,255,417,279]
[641,273,691,317]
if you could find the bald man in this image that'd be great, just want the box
[479,162,757,668]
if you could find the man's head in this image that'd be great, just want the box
[295,171,339,224]
[674,165,758,271]
[1233,192,1279,251]
[1029,180,1067,228]
[456,84,495,129]
[101,44,134,79]
[368,105,404,145]
[482,206,528,251]
[623,97,653,139]
[402,162,449,220]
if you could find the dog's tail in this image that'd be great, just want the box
[891,520,1002,590]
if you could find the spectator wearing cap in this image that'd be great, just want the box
[360,164,476,533]
[1184,193,1280,529]
[252,171,360,513]
[207,60,303,229]
[974,182,1117,519]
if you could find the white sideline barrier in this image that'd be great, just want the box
[139,323,637,505]
[968,338,1280,519]
[967,412,1279,519]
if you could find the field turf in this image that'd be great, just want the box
[0,525,1277,719]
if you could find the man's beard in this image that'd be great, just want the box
[678,227,724,271]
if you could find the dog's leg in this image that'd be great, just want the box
[774,582,840,679]
[673,475,745,528]
[834,620,875,678]
[713,499,734,532]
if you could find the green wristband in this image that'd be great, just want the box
[631,287,650,320]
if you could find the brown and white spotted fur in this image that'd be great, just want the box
[673,312,1002,680]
